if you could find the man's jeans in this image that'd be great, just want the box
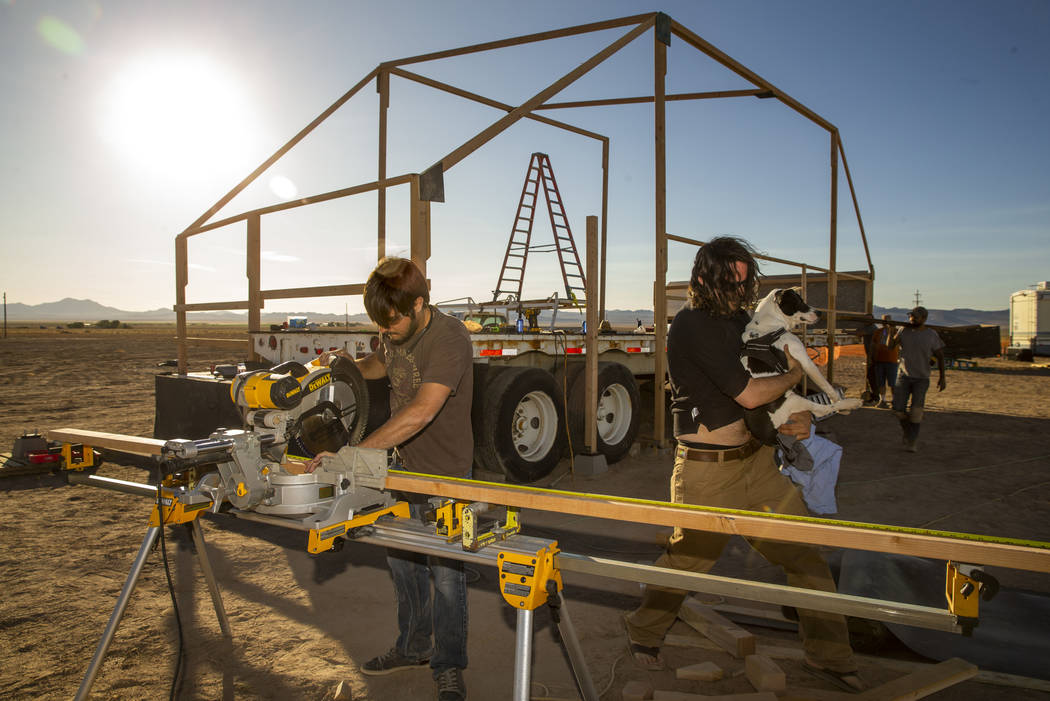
[874,361,898,396]
[387,504,468,673]
[892,374,929,415]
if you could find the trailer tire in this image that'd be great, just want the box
[477,366,565,483]
[567,361,640,464]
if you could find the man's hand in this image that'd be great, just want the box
[304,450,337,474]
[318,349,352,366]
[778,411,812,440]
[937,376,947,392]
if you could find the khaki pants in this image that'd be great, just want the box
[625,444,856,673]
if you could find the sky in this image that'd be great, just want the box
[2,0,1048,316]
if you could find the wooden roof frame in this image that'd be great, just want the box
[172,11,874,446]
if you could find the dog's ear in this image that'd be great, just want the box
[778,288,810,316]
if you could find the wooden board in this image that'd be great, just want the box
[678,598,755,658]
[42,427,1050,572]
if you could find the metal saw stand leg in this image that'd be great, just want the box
[75,521,231,701]
[512,596,597,701]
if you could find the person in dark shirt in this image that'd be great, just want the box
[623,237,861,692]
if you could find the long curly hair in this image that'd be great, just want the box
[686,236,760,317]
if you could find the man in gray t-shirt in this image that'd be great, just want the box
[890,306,946,452]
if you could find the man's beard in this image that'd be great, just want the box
[388,309,420,345]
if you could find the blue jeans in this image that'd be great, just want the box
[387,504,468,673]
[892,374,929,414]
[874,362,898,396]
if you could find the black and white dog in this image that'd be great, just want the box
[741,288,862,431]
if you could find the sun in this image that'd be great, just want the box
[100,54,259,178]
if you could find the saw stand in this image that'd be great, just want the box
[71,476,230,701]
[70,474,597,701]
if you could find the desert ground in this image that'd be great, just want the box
[1,324,1049,700]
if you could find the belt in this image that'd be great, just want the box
[675,437,762,463]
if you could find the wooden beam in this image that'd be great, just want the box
[246,215,262,364]
[186,174,416,237]
[856,657,977,701]
[435,18,654,173]
[653,33,669,447]
[43,428,1050,573]
[261,283,366,301]
[381,13,657,68]
[174,301,252,312]
[377,69,389,260]
[534,89,765,110]
[175,235,188,374]
[389,68,609,142]
[837,132,874,277]
[828,131,839,383]
[584,216,599,452]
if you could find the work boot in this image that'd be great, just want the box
[361,647,430,676]
[435,666,466,701]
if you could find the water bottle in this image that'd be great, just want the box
[516,316,524,333]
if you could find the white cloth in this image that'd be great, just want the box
[779,433,842,515]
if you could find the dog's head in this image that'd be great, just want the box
[755,287,820,328]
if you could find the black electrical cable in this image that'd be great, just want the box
[154,462,186,701]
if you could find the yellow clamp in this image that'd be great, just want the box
[148,489,213,527]
[498,543,562,611]
[945,560,998,632]
[61,443,95,471]
[432,500,466,542]
[463,504,521,552]
[308,501,411,554]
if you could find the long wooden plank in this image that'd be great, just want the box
[42,428,1050,572]
[47,429,167,457]
[857,657,977,701]
[262,283,366,301]
[534,89,764,110]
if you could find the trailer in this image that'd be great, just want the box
[1008,282,1050,359]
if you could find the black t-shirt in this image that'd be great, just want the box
[667,306,752,436]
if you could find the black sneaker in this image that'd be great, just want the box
[361,647,429,676]
[435,666,466,701]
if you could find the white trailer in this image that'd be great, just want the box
[1009,282,1050,358]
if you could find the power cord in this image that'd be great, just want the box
[154,462,186,701]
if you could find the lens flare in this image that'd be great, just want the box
[37,15,84,55]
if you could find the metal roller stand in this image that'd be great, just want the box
[513,608,534,701]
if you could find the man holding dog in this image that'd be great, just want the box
[307,257,473,701]
[623,237,862,693]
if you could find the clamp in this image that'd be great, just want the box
[945,561,999,635]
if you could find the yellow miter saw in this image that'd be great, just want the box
[161,357,406,548]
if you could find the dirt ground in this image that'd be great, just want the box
[1,325,1049,700]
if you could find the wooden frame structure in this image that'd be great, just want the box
[173,12,874,446]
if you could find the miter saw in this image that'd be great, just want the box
[159,357,407,547]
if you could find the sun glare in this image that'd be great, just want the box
[101,54,258,178]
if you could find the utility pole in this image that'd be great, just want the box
[3,292,6,339]
[913,289,922,307]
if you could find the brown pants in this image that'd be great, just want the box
[624,444,856,673]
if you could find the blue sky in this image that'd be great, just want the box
[2,0,1047,315]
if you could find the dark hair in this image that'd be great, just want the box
[686,236,760,316]
[364,257,429,325]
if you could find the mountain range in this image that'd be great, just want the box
[2,297,1009,329]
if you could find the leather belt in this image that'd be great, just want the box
[675,437,762,463]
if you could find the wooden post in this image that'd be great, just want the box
[175,235,188,374]
[653,31,669,448]
[377,69,389,260]
[409,175,430,277]
[599,140,610,323]
[828,131,839,383]
[247,214,262,363]
[585,216,600,452]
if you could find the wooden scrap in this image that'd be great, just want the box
[664,632,722,651]
[744,654,785,692]
[676,661,723,682]
[622,679,654,701]
[856,657,977,700]
[332,680,354,700]
[678,598,756,658]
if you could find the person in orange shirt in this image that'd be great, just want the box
[869,314,899,408]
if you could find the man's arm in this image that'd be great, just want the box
[734,360,803,409]
[933,348,947,391]
[320,348,386,380]
[358,382,453,450]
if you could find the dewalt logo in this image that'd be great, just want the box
[308,373,332,393]
[285,386,302,399]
